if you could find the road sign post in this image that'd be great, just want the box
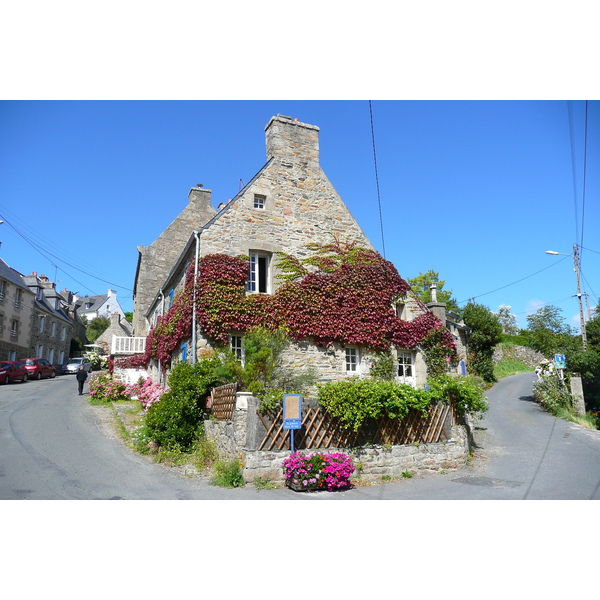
[283,394,302,453]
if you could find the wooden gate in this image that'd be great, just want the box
[257,403,455,451]
[208,382,239,421]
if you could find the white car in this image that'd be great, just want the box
[64,357,93,374]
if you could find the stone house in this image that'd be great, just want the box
[96,312,133,352]
[0,258,35,361]
[22,273,73,365]
[132,115,459,389]
[76,289,126,323]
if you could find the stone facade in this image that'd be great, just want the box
[0,259,34,361]
[204,392,470,483]
[133,187,216,336]
[139,115,447,387]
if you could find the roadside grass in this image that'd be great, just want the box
[494,359,534,381]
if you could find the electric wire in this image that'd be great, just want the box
[568,101,580,245]
[369,100,386,259]
[1,215,133,293]
[456,256,570,305]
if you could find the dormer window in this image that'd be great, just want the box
[36,288,43,301]
[85,302,93,310]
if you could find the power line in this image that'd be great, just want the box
[456,256,569,305]
[1,215,133,292]
[369,101,386,259]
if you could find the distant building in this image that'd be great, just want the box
[21,272,73,365]
[76,289,126,323]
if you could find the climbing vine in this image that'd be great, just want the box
[134,240,457,367]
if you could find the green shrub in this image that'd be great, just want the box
[209,460,245,488]
[427,375,489,418]
[533,374,575,415]
[143,358,228,451]
[318,378,432,432]
[369,352,395,381]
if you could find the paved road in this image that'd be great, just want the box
[2,372,599,500]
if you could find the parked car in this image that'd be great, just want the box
[0,361,29,384]
[63,357,93,374]
[19,358,56,380]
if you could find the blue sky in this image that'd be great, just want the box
[0,100,598,330]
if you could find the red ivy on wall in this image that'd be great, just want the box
[126,241,456,367]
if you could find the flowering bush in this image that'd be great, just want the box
[88,372,129,403]
[282,451,355,491]
[87,351,109,370]
[126,377,169,412]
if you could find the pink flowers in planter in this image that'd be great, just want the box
[282,451,355,492]
[126,377,169,412]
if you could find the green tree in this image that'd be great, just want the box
[86,316,110,342]
[495,304,519,335]
[407,270,460,313]
[463,301,503,382]
[526,305,578,358]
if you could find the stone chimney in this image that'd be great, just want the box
[265,115,320,166]
[427,283,447,322]
[188,185,212,208]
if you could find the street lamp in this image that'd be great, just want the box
[545,244,587,349]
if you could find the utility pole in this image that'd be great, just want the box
[573,244,587,349]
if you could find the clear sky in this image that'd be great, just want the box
[1,100,598,330]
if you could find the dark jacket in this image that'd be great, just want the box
[76,368,88,382]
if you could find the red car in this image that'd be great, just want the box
[19,358,56,380]
[0,361,29,384]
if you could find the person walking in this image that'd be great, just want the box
[76,365,88,395]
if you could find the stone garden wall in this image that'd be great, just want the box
[204,392,471,484]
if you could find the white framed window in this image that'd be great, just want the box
[253,194,266,209]
[14,289,22,308]
[36,345,44,358]
[230,335,244,364]
[10,319,18,338]
[397,351,416,386]
[48,348,55,364]
[36,287,43,301]
[59,351,64,365]
[39,316,46,333]
[51,322,56,337]
[345,347,359,373]
[61,326,66,341]
[248,251,270,294]
[0,280,5,301]
[8,350,16,361]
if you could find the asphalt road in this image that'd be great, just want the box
[2,371,599,500]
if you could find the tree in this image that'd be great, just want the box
[495,304,519,335]
[463,301,503,382]
[407,270,460,313]
[86,316,110,342]
[526,305,578,358]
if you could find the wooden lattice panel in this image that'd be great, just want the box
[258,403,455,451]
[209,383,239,421]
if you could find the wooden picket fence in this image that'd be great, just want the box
[257,402,456,451]
[208,382,238,421]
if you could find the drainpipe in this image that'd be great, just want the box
[192,230,201,364]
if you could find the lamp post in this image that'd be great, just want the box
[545,244,587,349]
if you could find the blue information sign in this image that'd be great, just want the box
[555,354,566,369]
[283,394,303,452]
